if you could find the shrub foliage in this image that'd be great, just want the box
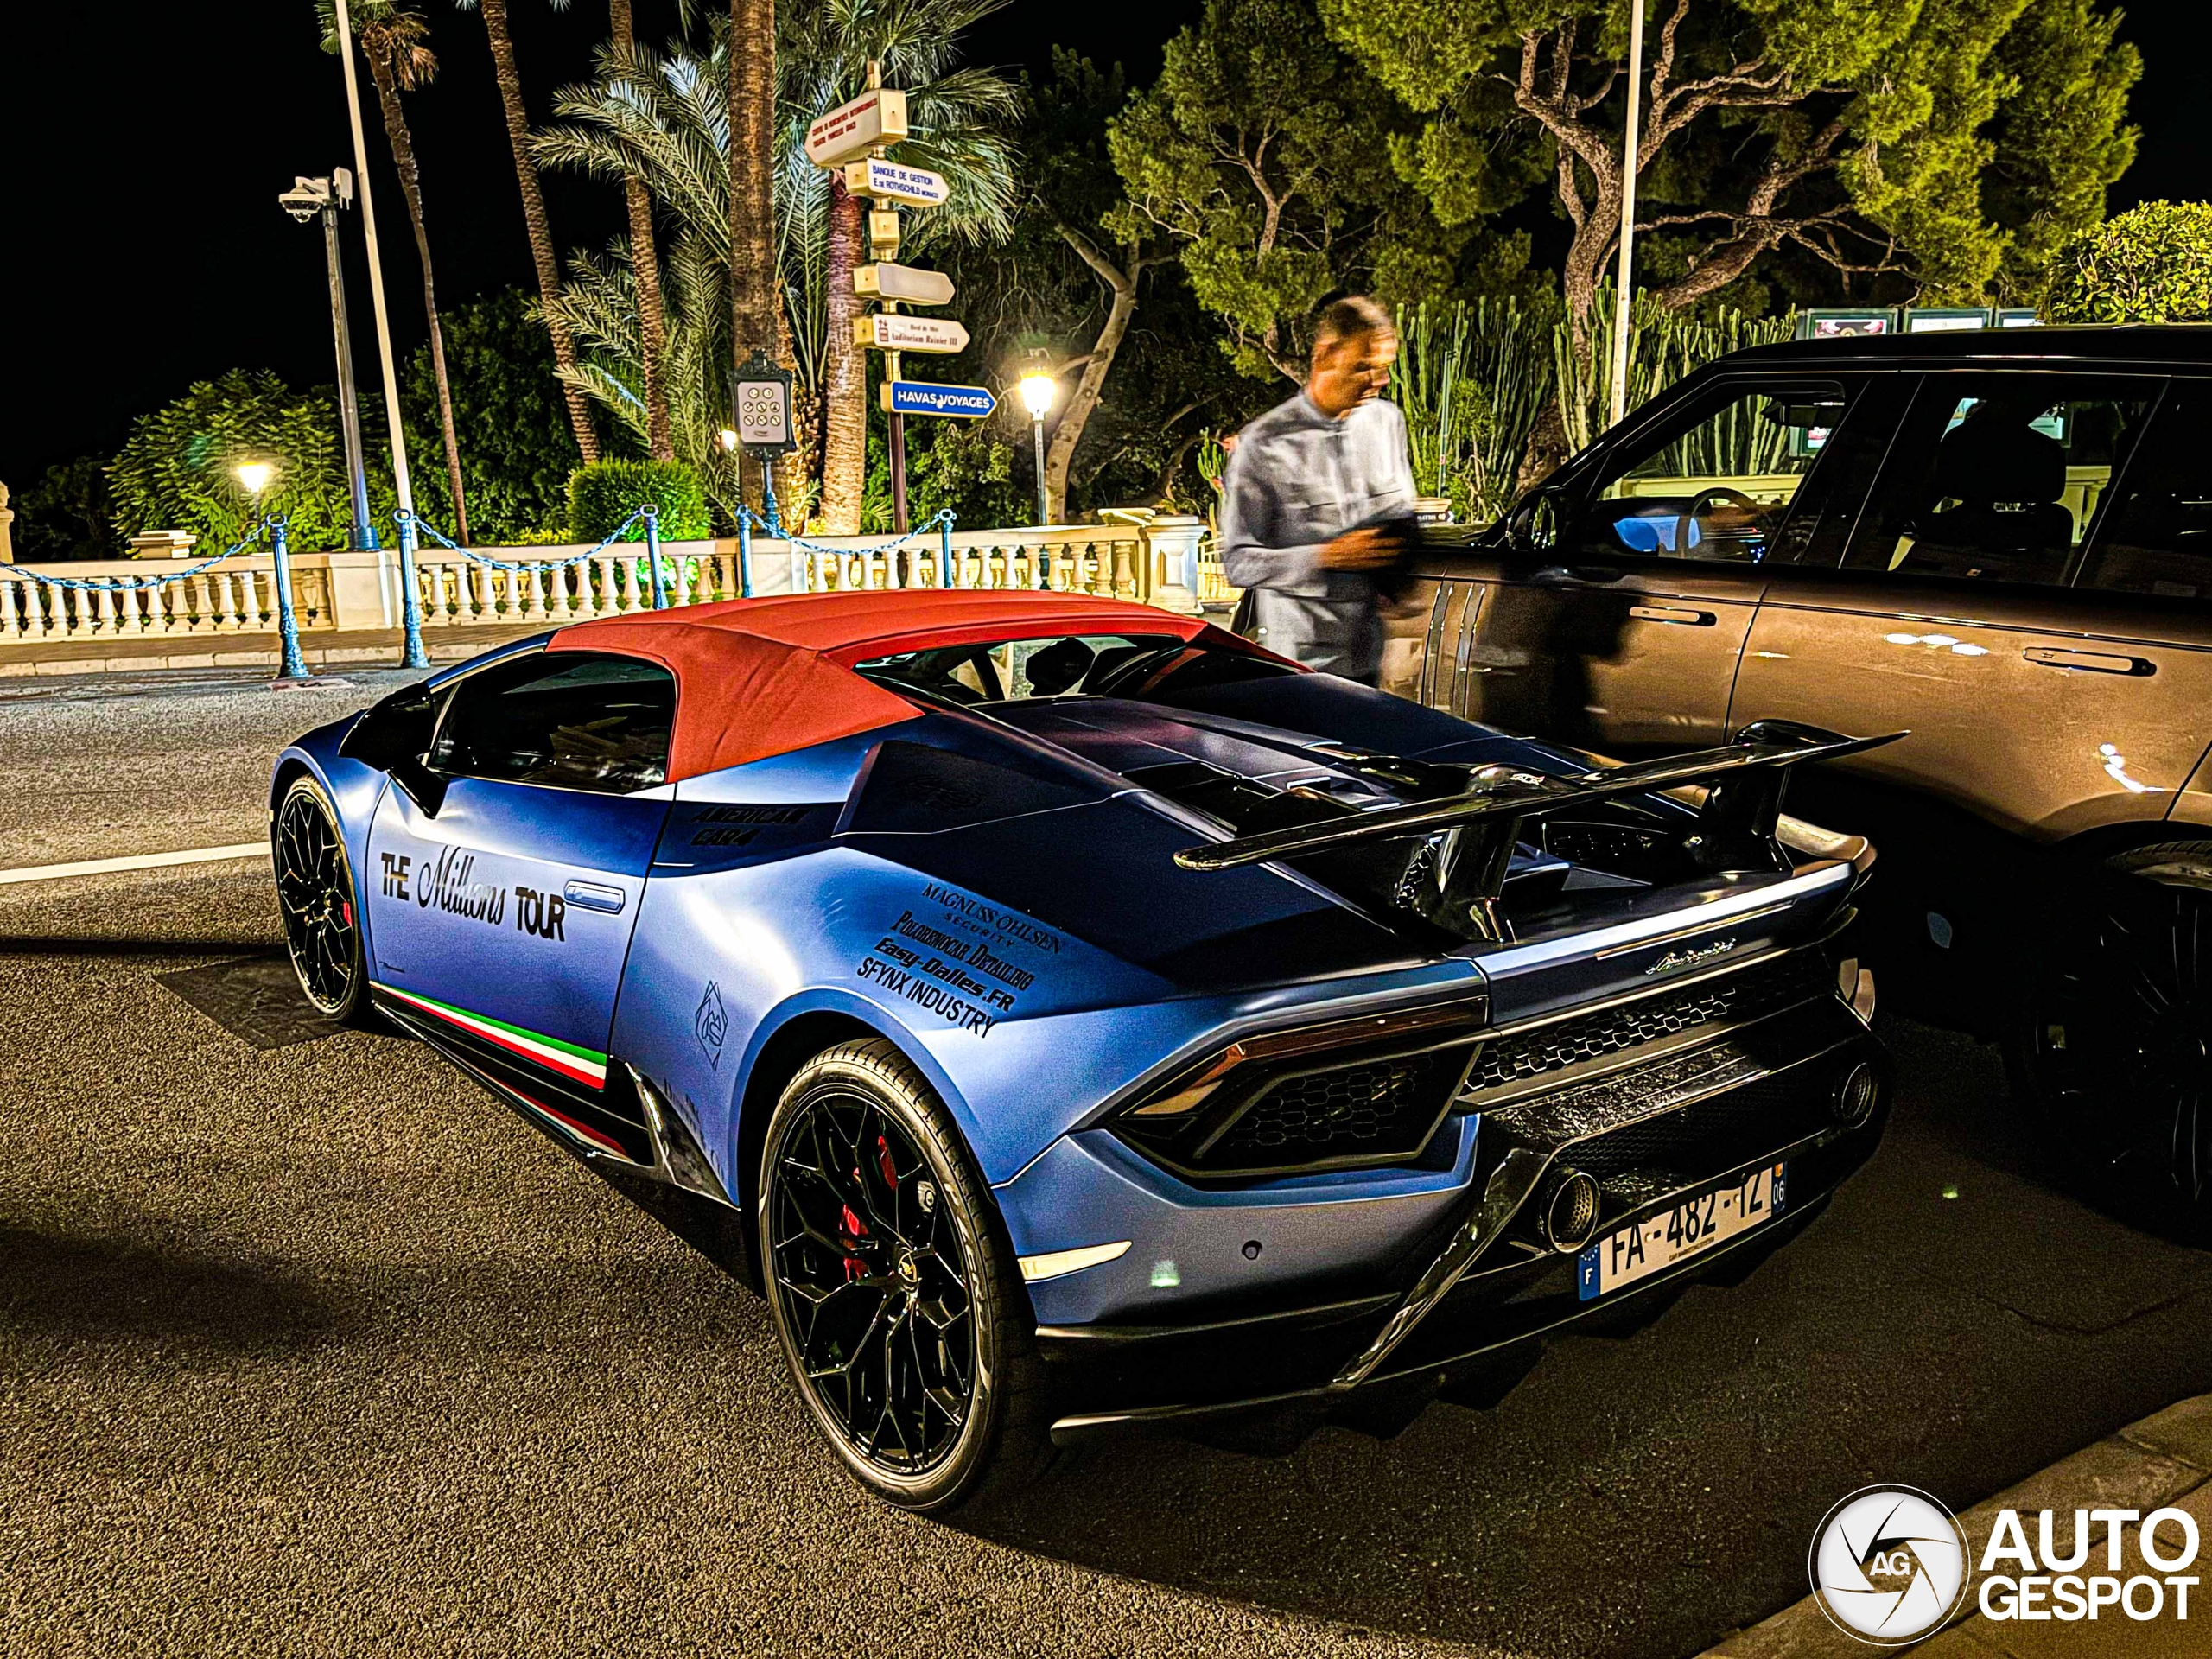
[2046,201,2212,323]
[567,459,711,543]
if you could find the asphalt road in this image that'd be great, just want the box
[5,669,2212,1659]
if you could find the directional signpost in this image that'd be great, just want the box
[854,262,956,306]
[887,382,996,419]
[842,157,949,208]
[855,314,969,354]
[804,88,908,168]
[812,61,987,532]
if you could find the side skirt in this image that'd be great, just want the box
[376,999,758,1289]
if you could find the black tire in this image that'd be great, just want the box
[2006,839,2212,1230]
[273,776,370,1025]
[757,1037,1051,1511]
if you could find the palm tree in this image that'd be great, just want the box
[454,0,600,462]
[728,0,779,512]
[608,0,673,460]
[318,0,471,543]
[778,0,1020,532]
[537,41,741,517]
[536,27,1016,528]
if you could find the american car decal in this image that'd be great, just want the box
[370,984,608,1088]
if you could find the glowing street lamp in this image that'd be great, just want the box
[237,461,275,499]
[1017,368,1057,532]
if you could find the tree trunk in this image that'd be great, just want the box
[817,175,868,535]
[1045,227,1145,525]
[480,0,599,463]
[365,49,470,545]
[609,0,673,461]
[727,0,781,517]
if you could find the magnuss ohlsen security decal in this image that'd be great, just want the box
[856,882,1060,1038]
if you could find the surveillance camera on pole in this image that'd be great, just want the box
[279,170,375,550]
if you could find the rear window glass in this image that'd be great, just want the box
[851,632,1292,707]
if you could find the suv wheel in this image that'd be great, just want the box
[2008,840,2212,1228]
[757,1037,1052,1511]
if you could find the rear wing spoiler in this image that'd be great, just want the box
[1173,721,1904,941]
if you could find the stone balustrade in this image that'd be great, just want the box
[0,517,1213,645]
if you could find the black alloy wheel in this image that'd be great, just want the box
[2011,841,2212,1230]
[759,1038,1047,1510]
[275,777,367,1023]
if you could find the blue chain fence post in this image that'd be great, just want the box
[736,508,754,598]
[269,517,314,683]
[395,511,429,671]
[938,513,953,588]
[642,503,668,610]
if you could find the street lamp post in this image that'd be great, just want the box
[279,171,375,551]
[329,0,428,670]
[240,465,312,684]
[1606,0,1648,429]
[1018,365,1056,536]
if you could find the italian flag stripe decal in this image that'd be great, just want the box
[507,1084,631,1159]
[373,984,608,1088]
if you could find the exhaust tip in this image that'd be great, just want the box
[1544,1169,1603,1253]
[1833,1060,1880,1129]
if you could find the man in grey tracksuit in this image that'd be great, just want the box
[1218,296,1416,683]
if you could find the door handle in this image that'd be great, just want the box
[1629,605,1716,626]
[1563,564,1624,584]
[563,880,626,914]
[2023,646,2155,677]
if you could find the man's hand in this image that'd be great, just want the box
[1319,525,1400,570]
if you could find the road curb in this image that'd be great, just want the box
[1700,1395,2212,1658]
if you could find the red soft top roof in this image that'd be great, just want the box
[546,589,1236,783]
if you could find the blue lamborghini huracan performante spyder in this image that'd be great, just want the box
[270,590,1893,1510]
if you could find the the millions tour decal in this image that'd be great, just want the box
[372,984,608,1088]
[378,849,567,942]
[855,883,1060,1039]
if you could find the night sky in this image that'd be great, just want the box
[0,0,2201,487]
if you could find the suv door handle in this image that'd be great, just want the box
[2023,646,2155,677]
[1629,605,1716,626]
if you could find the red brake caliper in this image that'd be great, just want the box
[841,1199,868,1283]
[877,1134,897,1188]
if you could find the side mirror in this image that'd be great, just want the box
[1504,487,1564,555]
[340,683,448,815]
[390,753,449,818]
[340,683,439,770]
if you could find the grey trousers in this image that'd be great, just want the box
[1245,588,1383,683]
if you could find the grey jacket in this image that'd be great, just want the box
[1218,392,1416,680]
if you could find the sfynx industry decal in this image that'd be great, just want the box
[372,984,608,1088]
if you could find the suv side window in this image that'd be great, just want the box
[1579,378,1859,563]
[427,651,677,794]
[1844,373,2161,585]
[2075,378,2212,600]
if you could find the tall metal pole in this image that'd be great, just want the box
[1606,0,1647,429]
[320,192,377,550]
[1030,411,1050,530]
[333,0,429,669]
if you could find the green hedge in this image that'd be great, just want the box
[567,459,711,543]
[2046,201,2212,324]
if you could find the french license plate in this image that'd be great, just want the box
[1576,1163,1786,1300]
